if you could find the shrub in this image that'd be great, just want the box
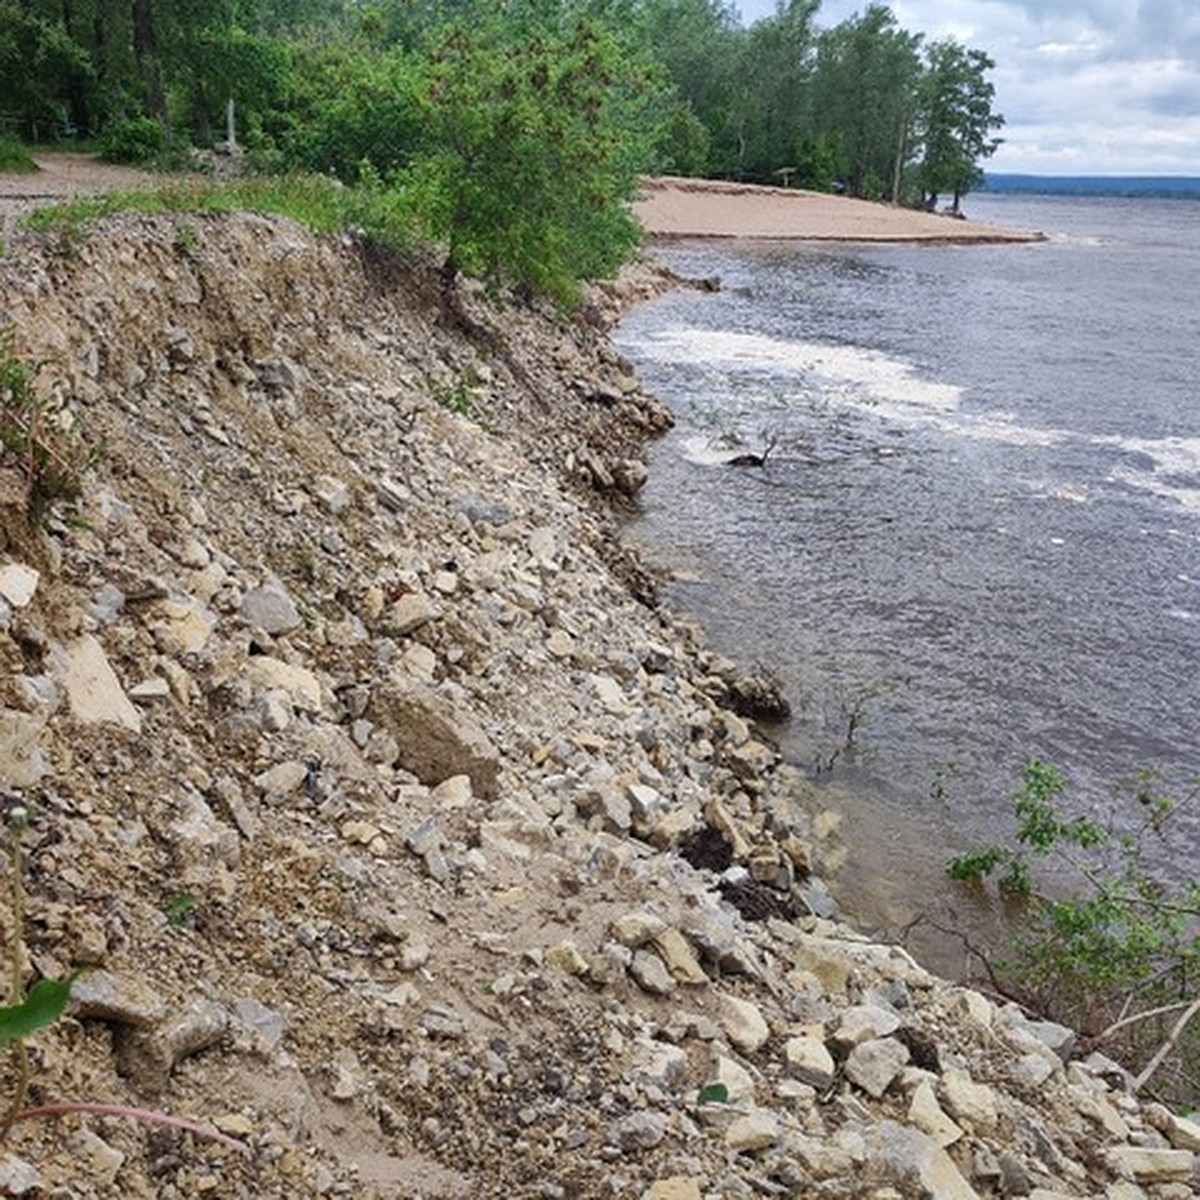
[948,760,1200,1101]
[0,138,37,173]
[98,116,165,165]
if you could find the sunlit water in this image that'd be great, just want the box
[615,193,1200,965]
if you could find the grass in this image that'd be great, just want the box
[22,172,421,256]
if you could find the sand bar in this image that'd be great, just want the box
[634,175,1043,243]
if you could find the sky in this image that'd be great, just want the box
[735,0,1200,175]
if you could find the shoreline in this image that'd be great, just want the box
[634,174,1045,244]
[0,188,1188,1194]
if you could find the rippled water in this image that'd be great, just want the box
[615,193,1200,952]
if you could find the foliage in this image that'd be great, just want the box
[0,329,95,527]
[397,14,654,307]
[948,761,1200,1100]
[98,115,166,164]
[0,138,37,173]
[915,38,1004,211]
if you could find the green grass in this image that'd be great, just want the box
[22,172,420,255]
[0,139,38,174]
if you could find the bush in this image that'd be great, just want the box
[0,138,37,173]
[948,760,1200,1101]
[98,116,165,165]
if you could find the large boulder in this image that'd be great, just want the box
[369,680,500,798]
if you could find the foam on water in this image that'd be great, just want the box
[636,328,963,416]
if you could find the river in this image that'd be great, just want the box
[614,192,1200,966]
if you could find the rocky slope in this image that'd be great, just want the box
[0,212,1194,1199]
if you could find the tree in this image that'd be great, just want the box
[0,2,93,140]
[916,38,1003,213]
[731,0,819,182]
[399,13,658,307]
[811,4,922,201]
[633,0,743,176]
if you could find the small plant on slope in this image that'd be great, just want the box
[948,760,1200,1102]
[0,329,96,526]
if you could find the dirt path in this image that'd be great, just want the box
[0,152,166,240]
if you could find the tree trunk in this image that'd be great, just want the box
[132,0,165,120]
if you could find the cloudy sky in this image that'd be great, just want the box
[735,0,1200,175]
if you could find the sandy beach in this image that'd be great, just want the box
[634,174,1043,243]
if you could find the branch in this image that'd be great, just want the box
[1132,995,1200,1094]
[14,1103,251,1155]
[1097,997,1200,1043]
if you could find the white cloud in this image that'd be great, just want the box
[732,0,1200,173]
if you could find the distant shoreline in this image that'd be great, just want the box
[634,175,1045,244]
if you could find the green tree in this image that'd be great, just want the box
[730,0,819,182]
[0,2,93,140]
[916,38,1003,213]
[399,13,657,307]
[633,0,743,176]
[812,4,922,200]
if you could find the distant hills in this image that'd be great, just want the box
[983,174,1200,199]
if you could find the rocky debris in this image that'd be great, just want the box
[0,212,1188,1199]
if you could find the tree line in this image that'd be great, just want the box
[0,0,1003,298]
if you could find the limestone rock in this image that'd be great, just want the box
[939,1068,1000,1134]
[370,680,499,798]
[783,1034,836,1090]
[0,563,38,608]
[844,1037,909,1098]
[725,1110,779,1152]
[1106,1146,1194,1184]
[48,634,141,732]
[0,710,48,787]
[909,1078,964,1147]
[630,948,675,995]
[614,1111,667,1152]
[387,591,439,635]
[647,1179,702,1200]
[651,928,708,985]
[241,576,303,634]
[716,993,770,1053]
[869,1119,979,1199]
[243,656,325,714]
